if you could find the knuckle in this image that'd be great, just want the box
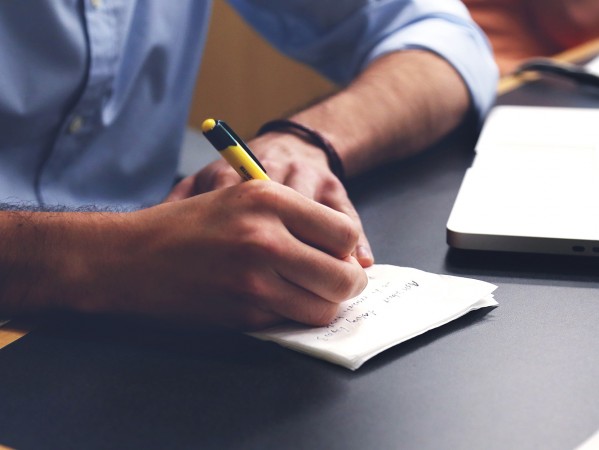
[287,160,305,175]
[239,225,285,260]
[324,174,344,190]
[337,216,360,249]
[208,165,238,186]
[233,180,285,213]
[237,270,268,301]
[239,179,277,200]
[263,158,282,171]
[314,172,344,196]
[308,303,339,327]
[331,268,363,301]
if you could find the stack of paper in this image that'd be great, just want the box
[250,264,497,370]
[585,54,599,76]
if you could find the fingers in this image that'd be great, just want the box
[229,249,366,328]
[171,161,242,200]
[200,164,240,192]
[283,169,374,267]
[219,267,358,330]
[320,184,374,268]
[137,181,370,331]
[252,183,369,304]
[275,247,368,306]
[225,181,367,323]
[266,183,360,260]
[252,267,358,327]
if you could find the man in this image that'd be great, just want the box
[0,1,497,330]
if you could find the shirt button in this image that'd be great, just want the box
[68,116,84,134]
[91,0,102,8]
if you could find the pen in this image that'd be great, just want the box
[201,118,270,181]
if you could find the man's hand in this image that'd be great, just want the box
[94,181,367,330]
[167,49,472,273]
[166,132,374,268]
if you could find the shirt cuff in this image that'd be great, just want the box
[364,16,499,124]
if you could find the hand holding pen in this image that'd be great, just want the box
[156,119,367,328]
[166,118,373,267]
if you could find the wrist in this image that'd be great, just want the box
[257,119,346,183]
[251,131,331,170]
[0,211,131,316]
[58,212,134,315]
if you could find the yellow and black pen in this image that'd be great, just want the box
[201,118,270,181]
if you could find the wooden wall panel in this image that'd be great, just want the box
[188,2,336,139]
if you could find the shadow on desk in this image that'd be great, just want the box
[32,313,288,365]
[1,314,355,447]
[445,248,599,284]
[355,305,497,375]
[21,301,496,378]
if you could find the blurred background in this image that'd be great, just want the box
[188,2,337,140]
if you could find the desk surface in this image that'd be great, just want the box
[3,76,599,450]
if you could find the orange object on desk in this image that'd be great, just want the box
[465,0,599,75]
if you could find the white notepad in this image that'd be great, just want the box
[447,105,599,256]
[250,264,497,370]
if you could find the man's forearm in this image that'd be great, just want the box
[290,50,471,177]
[0,210,126,316]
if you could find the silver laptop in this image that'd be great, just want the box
[447,105,599,256]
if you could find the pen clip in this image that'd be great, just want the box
[219,121,267,174]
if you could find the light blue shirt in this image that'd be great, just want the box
[0,0,497,209]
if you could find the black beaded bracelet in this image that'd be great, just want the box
[256,119,345,183]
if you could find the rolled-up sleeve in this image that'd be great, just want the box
[228,0,498,121]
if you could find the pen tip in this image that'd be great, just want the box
[202,118,216,133]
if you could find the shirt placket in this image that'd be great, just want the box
[37,0,123,205]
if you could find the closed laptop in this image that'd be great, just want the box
[447,105,599,256]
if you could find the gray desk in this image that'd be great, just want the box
[2,78,599,450]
